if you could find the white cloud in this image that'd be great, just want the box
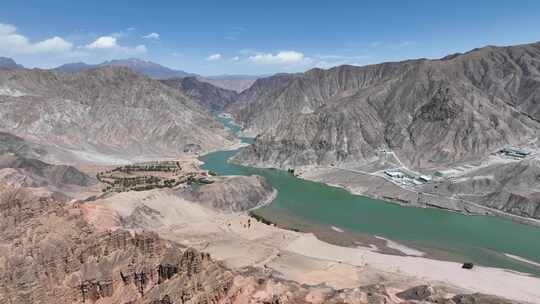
[143,32,160,39]
[311,54,371,69]
[241,50,371,70]
[32,36,73,53]
[85,36,147,55]
[206,53,222,61]
[0,22,73,54]
[86,36,117,49]
[0,23,16,35]
[0,22,155,68]
[231,56,240,61]
[248,50,306,64]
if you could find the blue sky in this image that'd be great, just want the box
[1,0,540,76]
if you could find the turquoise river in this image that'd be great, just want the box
[201,114,540,276]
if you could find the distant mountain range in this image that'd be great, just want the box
[0,57,24,70]
[52,58,195,79]
[52,58,263,92]
[0,57,265,92]
[198,74,266,93]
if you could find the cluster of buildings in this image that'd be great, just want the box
[384,170,432,186]
[499,147,530,159]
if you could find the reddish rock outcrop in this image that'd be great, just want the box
[0,183,521,304]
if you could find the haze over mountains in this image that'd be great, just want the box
[201,74,265,92]
[1,56,261,92]
[53,58,195,79]
[0,57,23,70]
[52,58,261,92]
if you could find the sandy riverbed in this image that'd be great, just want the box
[81,186,540,303]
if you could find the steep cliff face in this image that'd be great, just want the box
[225,73,297,127]
[231,42,540,169]
[0,67,235,164]
[0,184,234,304]
[160,77,238,111]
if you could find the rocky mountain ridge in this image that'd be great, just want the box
[0,66,235,164]
[52,58,262,92]
[53,58,194,79]
[160,77,238,111]
[231,42,540,170]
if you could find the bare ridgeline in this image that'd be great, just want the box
[229,41,540,223]
[2,42,540,303]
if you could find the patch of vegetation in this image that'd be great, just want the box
[96,161,212,193]
[248,211,274,225]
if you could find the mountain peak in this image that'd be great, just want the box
[104,58,154,66]
[53,58,194,79]
[0,57,24,70]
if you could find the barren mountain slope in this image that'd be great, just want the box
[160,77,238,111]
[231,42,540,169]
[0,153,93,188]
[0,131,47,159]
[198,74,262,92]
[421,158,540,219]
[0,67,235,164]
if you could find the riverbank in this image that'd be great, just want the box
[82,181,540,303]
[139,193,540,303]
[204,112,540,279]
[77,151,540,302]
[295,165,540,228]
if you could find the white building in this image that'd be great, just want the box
[385,171,404,178]
[419,175,432,182]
